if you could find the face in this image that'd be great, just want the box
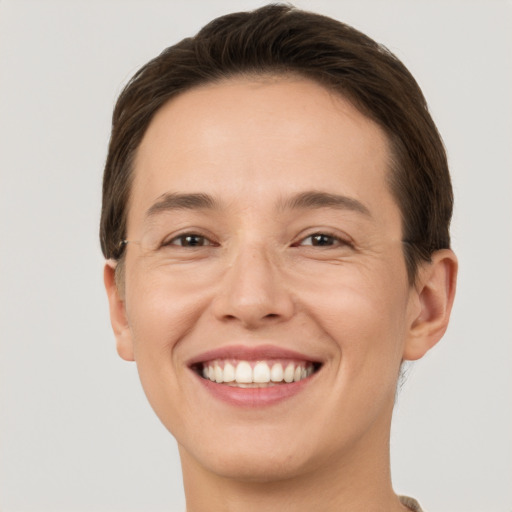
[113,77,423,481]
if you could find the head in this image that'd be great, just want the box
[101,4,457,486]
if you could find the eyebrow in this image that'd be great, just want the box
[144,190,371,219]
[279,191,371,216]
[145,192,219,218]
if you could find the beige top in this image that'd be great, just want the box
[399,496,424,511]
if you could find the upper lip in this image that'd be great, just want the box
[186,344,323,367]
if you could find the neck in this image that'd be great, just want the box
[179,412,407,512]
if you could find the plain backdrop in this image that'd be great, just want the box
[0,1,511,511]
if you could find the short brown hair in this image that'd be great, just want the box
[100,3,452,283]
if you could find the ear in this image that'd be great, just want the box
[403,249,458,361]
[103,260,135,361]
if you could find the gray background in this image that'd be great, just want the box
[1,1,511,510]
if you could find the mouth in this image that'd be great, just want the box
[191,359,322,387]
[187,345,323,406]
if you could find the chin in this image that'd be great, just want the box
[176,422,327,483]
[201,448,312,483]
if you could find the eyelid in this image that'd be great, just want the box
[156,227,354,249]
[293,229,354,248]
[160,229,219,248]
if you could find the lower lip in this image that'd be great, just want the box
[194,372,316,407]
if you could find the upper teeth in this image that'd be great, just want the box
[201,360,314,385]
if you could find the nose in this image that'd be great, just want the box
[211,243,295,329]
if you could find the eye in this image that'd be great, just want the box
[298,232,350,248]
[163,233,215,248]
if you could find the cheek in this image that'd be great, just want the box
[305,261,410,376]
[122,272,210,432]
[310,283,409,434]
[124,269,207,361]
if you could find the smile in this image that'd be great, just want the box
[188,345,323,406]
[196,359,318,387]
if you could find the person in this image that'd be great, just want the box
[100,4,457,511]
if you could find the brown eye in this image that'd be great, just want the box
[167,234,213,247]
[300,233,343,247]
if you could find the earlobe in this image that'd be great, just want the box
[103,261,135,362]
[403,249,458,361]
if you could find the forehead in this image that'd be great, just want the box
[129,76,399,231]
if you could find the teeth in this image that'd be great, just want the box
[223,362,235,382]
[284,363,295,383]
[270,363,283,382]
[235,361,253,383]
[214,364,223,383]
[253,362,271,383]
[200,360,316,386]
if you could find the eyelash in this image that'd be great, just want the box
[160,231,352,249]
[294,232,352,248]
[161,233,218,248]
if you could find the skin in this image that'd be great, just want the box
[104,77,457,512]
